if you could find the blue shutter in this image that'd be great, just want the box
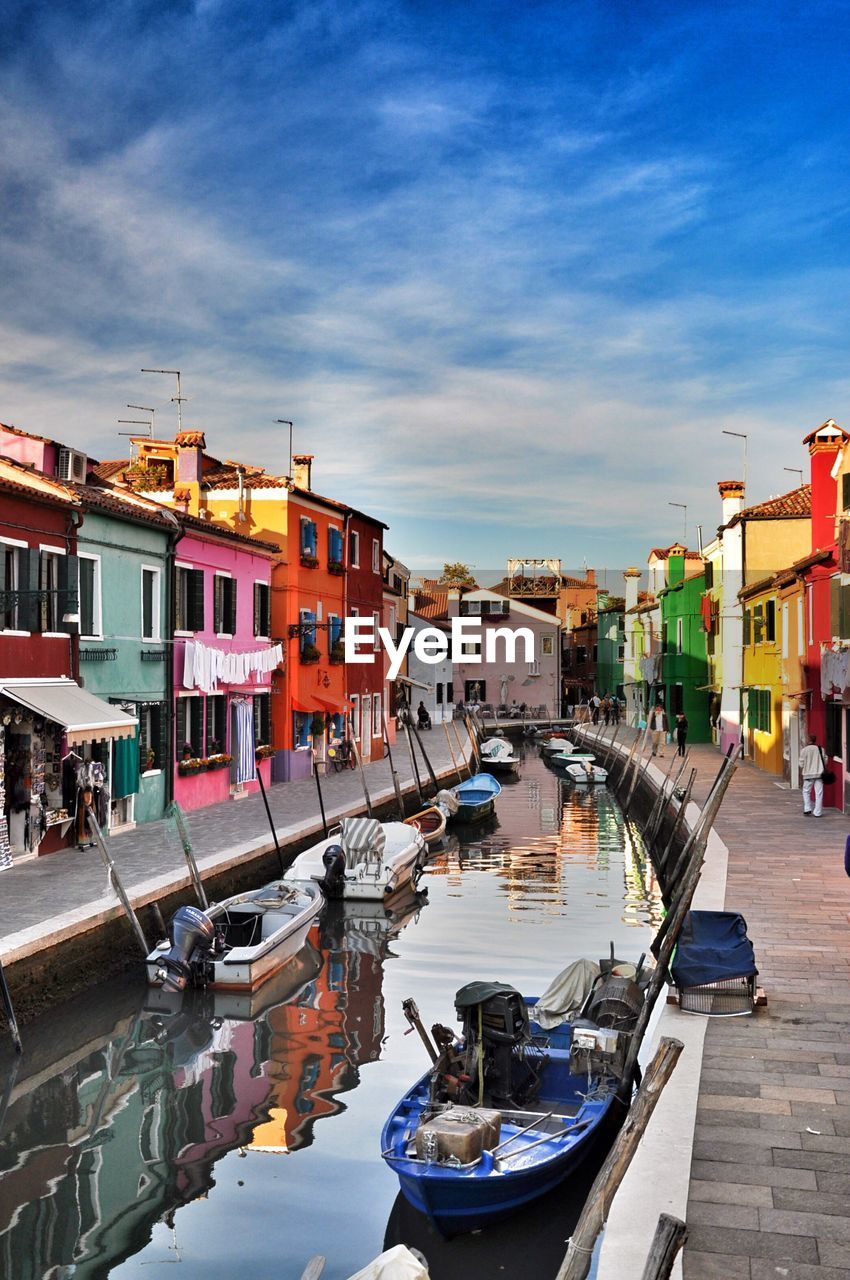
[330,615,342,646]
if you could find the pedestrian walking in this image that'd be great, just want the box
[612,697,620,725]
[602,695,611,726]
[675,712,689,757]
[800,734,827,816]
[591,694,601,725]
[648,701,668,756]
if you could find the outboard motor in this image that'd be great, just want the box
[321,843,347,898]
[154,905,215,992]
[452,981,546,1109]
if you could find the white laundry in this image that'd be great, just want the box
[181,638,283,694]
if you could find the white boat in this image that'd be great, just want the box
[145,879,324,993]
[564,762,608,785]
[479,738,520,772]
[284,817,427,901]
[542,736,571,755]
[549,750,596,768]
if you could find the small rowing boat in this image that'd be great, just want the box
[450,772,502,822]
[479,737,520,773]
[405,790,459,845]
[564,761,608,784]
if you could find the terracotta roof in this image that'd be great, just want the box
[0,455,79,504]
[413,591,449,620]
[648,546,703,560]
[93,459,130,480]
[176,511,279,553]
[730,484,811,523]
[68,481,178,529]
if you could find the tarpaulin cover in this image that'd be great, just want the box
[671,910,758,989]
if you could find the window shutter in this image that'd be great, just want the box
[190,569,205,631]
[742,609,751,645]
[227,579,237,636]
[19,548,40,632]
[58,553,79,634]
[176,698,187,753]
[214,576,223,634]
[253,583,261,635]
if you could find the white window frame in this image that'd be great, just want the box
[797,596,805,657]
[213,570,233,639]
[0,535,30,636]
[373,691,382,736]
[174,560,196,637]
[781,602,789,659]
[373,609,381,652]
[79,552,103,640]
[541,634,554,657]
[461,641,482,656]
[527,658,541,676]
[350,530,360,568]
[372,539,380,574]
[254,578,270,640]
[39,543,66,638]
[141,564,161,642]
[389,604,397,632]
[349,693,360,740]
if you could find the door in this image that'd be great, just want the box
[360,695,371,759]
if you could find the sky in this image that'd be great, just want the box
[2,0,850,574]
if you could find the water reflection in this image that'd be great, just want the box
[0,748,661,1280]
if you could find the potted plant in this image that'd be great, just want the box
[301,642,320,664]
[205,752,232,771]
[178,757,203,775]
[142,747,156,772]
[329,639,345,664]
[328,558,344,575]
[255,744,275,760]
[300,552,319,568]
[181,742,194,761]
[310,714,325,739]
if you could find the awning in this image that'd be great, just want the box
[291,697,312,714]
[395,675,433,691]
[315,696,348,713]
[1,680,138,745]
[696,684,721,692]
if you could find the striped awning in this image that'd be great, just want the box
[1,680,138,745]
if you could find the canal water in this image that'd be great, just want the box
[0,744,662,1280]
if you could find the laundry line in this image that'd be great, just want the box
[181,639,284,695]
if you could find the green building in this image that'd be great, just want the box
[74,485,175,828]
[596,596,625,701]
[658,550,711,741]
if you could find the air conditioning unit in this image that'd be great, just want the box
[57,448,87,483]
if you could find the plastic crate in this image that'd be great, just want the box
[677,974,756,1017]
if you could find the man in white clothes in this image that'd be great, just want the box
[648,701,668,756]
[799,734,826,817]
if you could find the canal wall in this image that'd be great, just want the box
[571,724,730,1280]
[1,740,471,1025]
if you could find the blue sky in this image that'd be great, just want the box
[2,0,850,574]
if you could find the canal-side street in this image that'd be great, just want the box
[0,730,468,968]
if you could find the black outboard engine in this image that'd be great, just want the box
[321,843,347,898]
[154,905,215,992]
[453,981,545,1108]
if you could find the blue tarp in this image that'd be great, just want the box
[671,910,758,989]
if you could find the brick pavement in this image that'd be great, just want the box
[0,727,470,964]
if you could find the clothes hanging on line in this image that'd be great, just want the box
[181,640,284,695]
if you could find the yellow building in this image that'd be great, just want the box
[739,576,784,774]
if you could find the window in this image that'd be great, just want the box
[747,688,771,734]
[349,530,360,567]
[328,526,344,567]
[617,643,625,661]
[141,566,161,641]
[765,598,776,644]
[300,518,318,561]
[349,694,360,739]
[576,646,587,665]
[447,682,454,703]
[671,683,684,715]
[293,711,310,748]
[253,582,271,637]
[436,682,444,705]
[461,641,481,656]
[176,695,204,757]
[541,635,554,656]
[527,658,540,676]
[592,644,598,663]
[797,597,805,656]
[753,603,764,645]
[39,549,61,633]
[328,613,342,654]
[372,539,380,574]
[483,599,509,616]
[564,648,573,670]
[460,599,481,615]
[464,680,486,702]
[704,560,714,589]
[825,701,841,759]
[253,693,271,746]
[139,703,165,773]
[206,694,227,755]
[676,618,683,654]
[175,565,204,632]
[373,609,381,652]
[79,554,102,638]
[373,692,381,736]
[743,607,751,646]
[213,574,237,636]
[299,608,317,656]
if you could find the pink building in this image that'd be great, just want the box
[173,516,280,812]
[449,589,561,716]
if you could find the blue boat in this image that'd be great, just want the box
[451,772,502,822]
[381,983,626,1236]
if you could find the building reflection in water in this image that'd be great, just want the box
[0,891,426,1280]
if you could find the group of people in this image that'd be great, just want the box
[587,693,621,725]
[647,702,689,758]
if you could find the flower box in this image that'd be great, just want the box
[301,645,320,664]
[255,744,275,760]
[328,560,344,575]
[329,644,345,665]
[205,754,232,771]
[300,553,319,569]
[178,759,206,776]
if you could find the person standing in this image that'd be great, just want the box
[591,693,601,725]
[648,701,668,756]
[799,734,826,816]
[675,712,689,757]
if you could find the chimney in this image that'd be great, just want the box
[175,430,206,483]
[718,479,745,525]
[803,419,849,552]
[667,544,686,586]
[624,566,641,613]
[585,567,596,585]
[292,454,313,490]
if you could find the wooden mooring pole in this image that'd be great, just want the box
[166,800,210,906]
[348,718,374,818]
[640,1214,688,1280]
[410,722,440,792]
[556,1036,684,1280]
[403,721,424,807]
[86,806,150,957]
[382,713,406,818]
[0,956,22,1054]
[657,767,696,886]
[442,720,463,783]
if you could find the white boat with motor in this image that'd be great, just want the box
[284,816,427,901]
[145,879,324,994]
[549,750,595,769]
[479,737,520,773]
[542,736,571,755]
[564,761,608,785]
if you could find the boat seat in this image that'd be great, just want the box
[340,816,386,869]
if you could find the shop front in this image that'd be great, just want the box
[0,679,137,866]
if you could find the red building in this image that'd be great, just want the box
[345,507,388,761]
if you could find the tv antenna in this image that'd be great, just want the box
[276,420,293,479]
[118,404,156,439]
[141,369,186,431]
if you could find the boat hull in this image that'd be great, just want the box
[454,799,496,822]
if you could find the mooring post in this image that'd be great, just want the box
[442,720,463,783]
[348,716,374,818]
[383,713,406,818]
[640,1214,688,1280]
[657,767,696,885]
[644,752,679,846]
[403,721,424,806]
[313,753,329,837]
[411,722,440,792]
[254,768,285,876]
[0,956,22,1054]
[647,752,689,849]
[166,801,209,908]
[556,1037,684,1280]
[86,806,150,957]
[452,718,473,776]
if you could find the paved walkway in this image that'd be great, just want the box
[0,727,470,965]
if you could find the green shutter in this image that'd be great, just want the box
[743,609,751,645]
[176,698,187,754]
[831,577,841,638]
[253,583,261,636]
[227,579,237,636]
[190,569,205,631]
[58,554,79,634]
[18,548,40,632]
[213,576,222,634]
